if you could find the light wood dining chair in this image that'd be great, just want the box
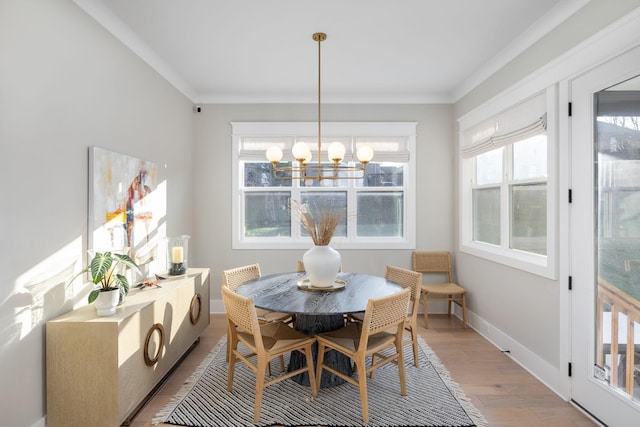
[222,263,293,323]
[412,251,467,329]
[315,287,411,424]
[347,265,423,367]
[221,286,317,423]
[383,265,423,366]
[222,263,293,366]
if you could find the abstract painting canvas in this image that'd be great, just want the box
[89,147,166,273]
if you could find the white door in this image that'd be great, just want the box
[570,44,640,426]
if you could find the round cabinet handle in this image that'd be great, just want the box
[144,323,165,366]
[190,293,202,325]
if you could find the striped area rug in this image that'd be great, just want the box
[153,336,488,427]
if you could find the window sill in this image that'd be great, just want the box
[460,241,556,279]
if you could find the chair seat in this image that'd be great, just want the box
[318,322,397,354]
[422,282,466,295]
[256,308,292,323]
[238,321,314,354]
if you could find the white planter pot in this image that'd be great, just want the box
[303,245,341,287]
[94,288,120,316]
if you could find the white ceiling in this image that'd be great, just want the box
[74,0,590,104]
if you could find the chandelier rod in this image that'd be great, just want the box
[314,32,326,172]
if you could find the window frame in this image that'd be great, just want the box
[231,122,417,250]
[459,86,557,279]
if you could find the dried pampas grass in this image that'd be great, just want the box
[291,200,342,246]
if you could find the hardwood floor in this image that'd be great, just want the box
[128,313,597,427]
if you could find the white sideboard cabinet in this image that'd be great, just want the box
[46,268,210,427]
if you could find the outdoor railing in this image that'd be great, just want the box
[596,277,640,397]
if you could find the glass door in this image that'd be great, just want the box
[570,45,640,426]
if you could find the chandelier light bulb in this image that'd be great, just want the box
[356,145,374,163]
[328,141,346,163]
[266,146,283,163]
[292,142,310,161]
[302,150,313,165]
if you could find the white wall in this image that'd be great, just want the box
[0,1,195,425]
[192,103,455,304]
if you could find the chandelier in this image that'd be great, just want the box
[266,32,374,181]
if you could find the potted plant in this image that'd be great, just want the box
[71,251,141,316]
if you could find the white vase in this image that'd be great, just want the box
[94,288,120,316]
[303,245,341,287]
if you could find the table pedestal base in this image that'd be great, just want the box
[287,314,353,388]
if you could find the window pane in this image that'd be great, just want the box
[476,148,503,185]
[511,183,547,254]
[300,192,347,237]
[358,163,404,187]
[244,162,292,187]
[357,192,403,237]
[473,187,500,244]
[244,192,291,237]
[513,134,547,180]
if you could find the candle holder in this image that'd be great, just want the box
[165,235,190,276]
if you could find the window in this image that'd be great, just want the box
[459,88,556,278]
[231,122,416,249]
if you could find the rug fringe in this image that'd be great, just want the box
[417,338,490,427]
[151,336,228,425]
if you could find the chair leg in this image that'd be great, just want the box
[447,295,453,316]
[396,340,407,397]
[315,342,327,390]
[461,295,467,329]
[422,292,429,328]
[410,326,419,367]
[355,357,369,424]
[254,357,267,423]
[225,325,231,362]
[304,344,318,397]
[227,345,236,391]
[369,354,377,379]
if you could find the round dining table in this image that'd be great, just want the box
[235,271,404,388]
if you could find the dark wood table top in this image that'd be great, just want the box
[235,271,404,316]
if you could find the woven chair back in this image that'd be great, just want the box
[360,288,411,340]
[385,265,422,303]
[222,263,261,291]
[221,286,261,339]
[412,251,453,282]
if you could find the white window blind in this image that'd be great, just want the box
[461,92,547,158]
[234,122,411,163]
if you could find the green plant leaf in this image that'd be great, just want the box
[88,289,101,304]
[90,252,113,285]
[113,274,130,295]
[113,253,142,276]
